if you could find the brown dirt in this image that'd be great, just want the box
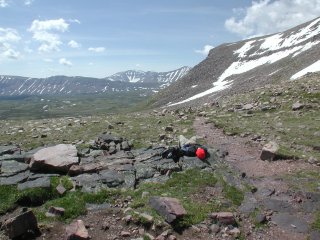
[193,117,319,240]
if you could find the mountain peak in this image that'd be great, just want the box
[152,17,320,107]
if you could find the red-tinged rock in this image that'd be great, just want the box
[149,197,186,223]
[65,220,89,240]
[209,212,235,225]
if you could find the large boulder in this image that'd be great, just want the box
[29,144,79,173]
[149,197,186,223]
[2,209,39,239]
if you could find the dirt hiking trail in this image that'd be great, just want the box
[193,117,320,240]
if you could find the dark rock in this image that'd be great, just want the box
[181,156,208,170]
[3,209,39,239]
[262,199,294,213]
[135,164,156,180]
[96,134,123,145]
[149,197,186,223]
[29,144,79,173]
[72,173,102,191]
[165,126,174,132]
[239,194,258,215]
[17,177,51,190]
[260,141,279,161]
[255,213,267,224]
[142,175,170,184]
[0,170,30,185]
[0,145,20,156]
[65,219,89,240]
[99,170,124,188]
[271,213,308,233]
[257,188,275,198]
[28,173,60,180]
[155,159,181,174]
[0,160,29,175]
[0,154,26,163]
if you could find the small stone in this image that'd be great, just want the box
[255,213,267,224]
[65,220,89,240]
[142,191,150,198]
[260,141,279,161]
[292,102,304,111]
[120,231,131,237]
[209,224,220,234]
[229,228,241,238]
[168,235,177,240]
[56,184,67,195]
[101,221,110,231]
[123,215,132,223]
[46,206,65,217]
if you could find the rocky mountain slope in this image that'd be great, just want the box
[152,17,320,107]
[0,67,190,96]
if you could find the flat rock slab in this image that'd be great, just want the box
[0,171,30,185]
[271,213,309,233]
[30,144,79,173]
[17,177,51,190]
[0,145,20,156]
[149,197,186,223]
[261,198,294,213]
[181,156,209,170]
[1,160,29,175]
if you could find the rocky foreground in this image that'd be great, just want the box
[0,131,239,240]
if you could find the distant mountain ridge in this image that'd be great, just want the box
[0,67,190,96]
[152,17,320,107]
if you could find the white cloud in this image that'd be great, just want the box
[29,19,69,32]
[59,58,73,66]
[88,62,94,66]
[4,49,20,59]
[24,0,34,6]
[225,0,320,38]
[68,40,81,48]
[88,47,106,53]
[0,28,21,60]
[0,0,8,8]
[195,45,214,56]
[29,19,69,53]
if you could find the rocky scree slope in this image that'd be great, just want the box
[152,17,320,107]
[0,67,190,96]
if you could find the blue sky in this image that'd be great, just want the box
[0,0,319,78]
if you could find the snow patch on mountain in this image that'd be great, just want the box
[167,17,320,107]
[291,60,320,80]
